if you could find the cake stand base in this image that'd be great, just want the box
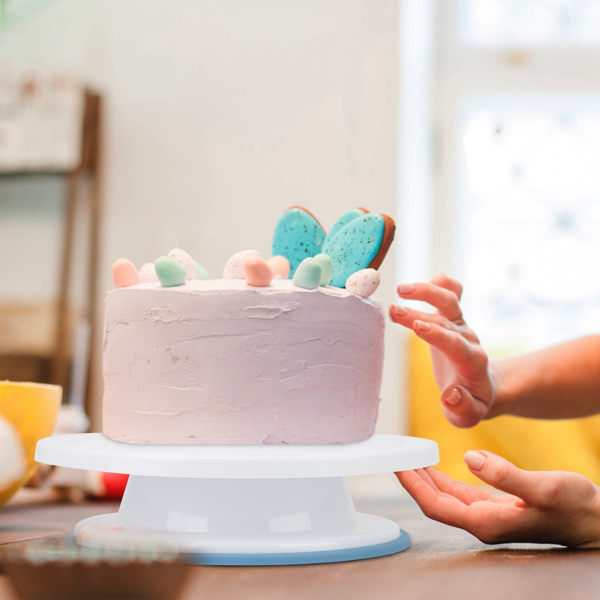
[36,434,439,566]
[75,513,411,566]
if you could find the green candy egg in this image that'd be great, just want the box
[194,260,209,280]
[293,258,322,290]
[313,253,332,286]
[155,256,187,287]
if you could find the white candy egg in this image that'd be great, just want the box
[345,268,380,298]
[223,249,260,279]
[139,262,158,283]
[167,248,196,280]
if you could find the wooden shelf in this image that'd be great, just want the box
[0,89,102,413]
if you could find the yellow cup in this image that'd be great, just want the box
[0,381,62,507]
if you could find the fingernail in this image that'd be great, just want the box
[464,451,486,471]
[415,320,431,331]
[398,283,416,295]
[393,305,408,316]
[446,388,461,405]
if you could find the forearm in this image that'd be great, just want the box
[488,335,600,420]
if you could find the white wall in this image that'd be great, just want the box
[0,0,402,433]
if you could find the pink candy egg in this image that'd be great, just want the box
[345,268,380,298]
[267,255,290,280]
[112,259,139,288]
[167,248,196,280]
[223,249,260,279]
[244,256,273,287]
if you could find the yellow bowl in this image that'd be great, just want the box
[0,381,62,507]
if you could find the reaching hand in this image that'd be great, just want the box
[396,450,600,548]
[389,274,496,427]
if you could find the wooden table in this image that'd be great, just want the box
[1,491,599,600]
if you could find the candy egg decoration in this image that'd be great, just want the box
[272,207,326,277]
[325,208,369,243]
[346,268,381,298]
[322,213,395,288]
[112,259,140,288]
[293,257,322,290]
[155,256,187,287]
[139,262,158,284]
[313,253,332,286]
[267,255,290,280]
[194,261,209,280]
[167,248,196,280]
[223,249,261,279]
[244,256,274,287]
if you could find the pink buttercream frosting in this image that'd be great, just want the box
[102,279,384,444]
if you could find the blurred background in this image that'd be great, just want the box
[2,0,600,491]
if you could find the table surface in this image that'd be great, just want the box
[1,490,599,600]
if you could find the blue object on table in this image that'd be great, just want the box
[188,529,410,566]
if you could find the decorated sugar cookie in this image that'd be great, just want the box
[223,249,260,279]
[244,256,273,287]
[112,259,139,288]
[325,208,368,243]
[272,207,326,277]
[293,257,322,290]
[322,213,395,288]
[346,268,380,298]
[155,256,187,287]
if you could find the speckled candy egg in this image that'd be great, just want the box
[223,249,260,279]
[345,268,380,298]
[167,248,196,280]
[139,262,158,283]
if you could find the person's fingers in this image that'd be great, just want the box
[389,304,453,330]
[424,467,493,504]
[397,470,478,530]
[416,468,444,493]
[429,274,463,301]
[463,450,574,507]
[410,321,487,375]
[441,386,489,428]
[397,282,463,322]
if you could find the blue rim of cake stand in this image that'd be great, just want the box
[185,529,410,566]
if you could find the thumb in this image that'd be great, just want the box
[463,450,551,506]
[441,385,487,428]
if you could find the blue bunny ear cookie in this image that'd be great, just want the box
[325,208,368,243]
[322,212,396,288]
[272,207,326,277]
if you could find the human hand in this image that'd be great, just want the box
[389,274,496,427]
[396,450,600,548]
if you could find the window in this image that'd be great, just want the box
[436,0,600,350]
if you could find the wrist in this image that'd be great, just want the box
[573,485,600,549]
[484,358,516,419]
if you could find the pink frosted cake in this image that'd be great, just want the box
[103,207,395,445]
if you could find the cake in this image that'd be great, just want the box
[103,207,395,445]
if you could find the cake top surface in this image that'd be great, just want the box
[107,278,382,307]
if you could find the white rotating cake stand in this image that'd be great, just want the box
[35,433,438,566]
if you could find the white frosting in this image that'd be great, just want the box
[103,279,384,444]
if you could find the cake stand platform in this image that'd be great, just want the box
[35,433,438,566]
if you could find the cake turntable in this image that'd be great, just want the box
[35,433,438,565]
